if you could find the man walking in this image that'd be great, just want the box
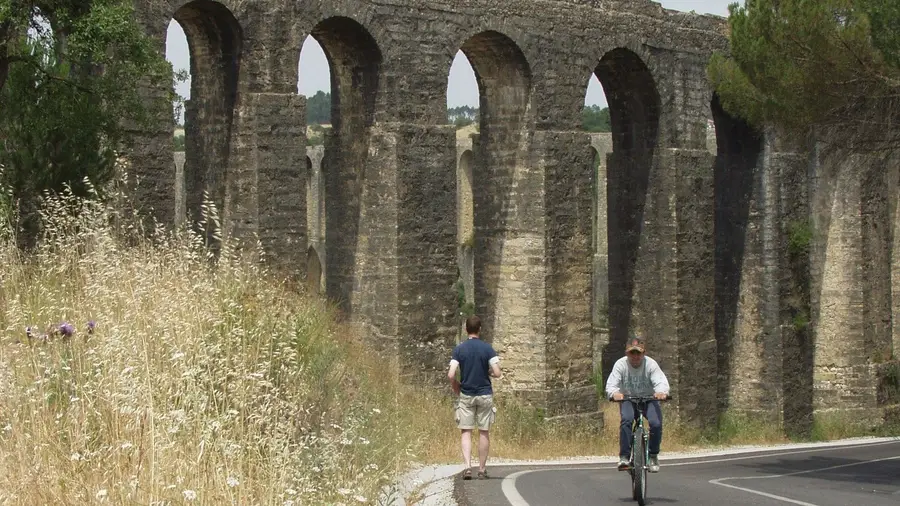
[447,315,502,480]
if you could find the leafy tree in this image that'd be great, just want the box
[708,0,900,149]
[306,90,331,125]
[582,105,611,133]
[0,1,172,243]
[447,105,478,124]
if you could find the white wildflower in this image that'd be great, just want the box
[226,476,239,488]
[285,488,297,495]
[182,490,197,501]
[355,495,367,503]
[283,501,294,506]
[337,488,351,496]
[70,452,81,461]
[372,408,381,414]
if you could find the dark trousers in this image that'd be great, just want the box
[619,400,663,457]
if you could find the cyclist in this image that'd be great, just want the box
[605,335,670,473]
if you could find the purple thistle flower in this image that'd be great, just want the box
[87,320,96,334]
[58,322,75,338]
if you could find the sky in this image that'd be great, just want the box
[165,1,735,110]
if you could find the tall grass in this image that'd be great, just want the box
[0,181,421,504]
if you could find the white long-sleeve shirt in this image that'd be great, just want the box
[605,356,670,399]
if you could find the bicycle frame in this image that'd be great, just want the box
[613,394,671,506]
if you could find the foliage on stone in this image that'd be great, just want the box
[708,0,900,149]
[0,0,172,236]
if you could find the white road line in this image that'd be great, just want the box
[500,470,534,506]
[709,454,900,506]
[499,440,900,506]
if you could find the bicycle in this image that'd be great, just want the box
[612,394,671,506]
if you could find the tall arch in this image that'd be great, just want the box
[302,17,382,313]
[172,0,242,238]
[448,30,535,390]
[593,48,662,376]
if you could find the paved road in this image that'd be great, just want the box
[454,439,900,506]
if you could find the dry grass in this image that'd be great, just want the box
[0,181,424,505]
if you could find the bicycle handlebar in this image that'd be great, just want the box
[610,394,672,402]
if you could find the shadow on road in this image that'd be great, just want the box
[735,455,900,487]
[618,497,679,504]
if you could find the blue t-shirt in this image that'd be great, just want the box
[451,338,499,396]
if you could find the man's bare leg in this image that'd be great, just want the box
[461,429,473,469]
[478,430,490,472]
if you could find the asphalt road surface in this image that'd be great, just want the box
[454,439,900,506]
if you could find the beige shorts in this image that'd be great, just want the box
[455,394,496,430]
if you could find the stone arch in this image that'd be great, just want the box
[458,30,533,131]
[301,16,383,311]
[308,16,382,130]
[593,47,663,375]
[594,48,660,154]
[450,30,533,348]
[172,0,243,235]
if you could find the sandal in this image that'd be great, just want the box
[477,470,488,480]
[462,469,472,480]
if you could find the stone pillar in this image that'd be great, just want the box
[392,124,460,379]
[713,120,784,422]
[808,144,891,417]
[456,138,475,343]
[890,153,900,358]
[225,92,307,274]
[124,13,175,230]
[322,122,459,379]
[125,73,175,228]
[591,134,613,375]
[666,148,718,425]
[531,130,600,421]
[174,152,186,226]
[767,137,813,434]
[472,127,549,401]
[306,145,326,292]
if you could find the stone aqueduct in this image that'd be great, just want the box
[135,0,899,429]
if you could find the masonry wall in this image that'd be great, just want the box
[130,0,898,424]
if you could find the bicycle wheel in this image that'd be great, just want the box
[632,428,646,505]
